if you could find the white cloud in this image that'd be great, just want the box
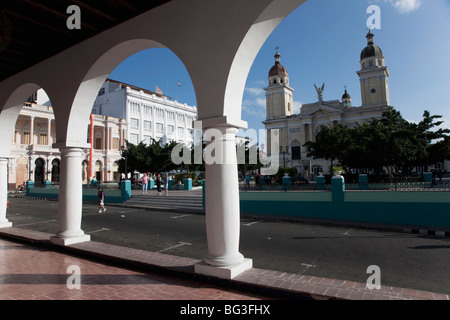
[439,115,450,131]
[386,0,422,14]
[242,86,303,117]
[293,100,303,114]
[407,114,450,132]
[245,87,265,96]
[242,86,266,116]
[242,97,266,116]
[405,118,418,124]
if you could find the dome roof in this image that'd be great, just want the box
[268,52,288,77]
[360,31,384,61]
[342,89,351,100]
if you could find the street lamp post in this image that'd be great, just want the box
[121,145,128,180]
[279,146,288,168]
[46,157,50,181]
[28,155,32,181]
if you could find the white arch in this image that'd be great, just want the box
[0,0,308,276]
[224,0,306,127]
[0,83,43,157]
[62,39,167,148]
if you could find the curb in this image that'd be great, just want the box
[0,227,447,300]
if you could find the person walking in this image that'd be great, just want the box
[245,172,250,191]
[97,186,106,213]
[164,174,169,196]
[255,172,260,190]
[140,173,149,194]
[156,173,162,195]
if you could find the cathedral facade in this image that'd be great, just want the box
[263,31,392,179]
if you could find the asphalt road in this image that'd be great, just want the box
[5,196,450,295]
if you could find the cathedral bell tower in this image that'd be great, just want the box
[265,51,294,119]
[357,31,390,108]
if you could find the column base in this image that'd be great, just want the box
[50,234,91,246]
[195,258,253,279]
[0,221,12,228]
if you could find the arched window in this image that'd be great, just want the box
[82,160,89,183]
[304,124,310,142]
[95,160,102,182]
[38,126,48,145]
[22,124,31,145]
[34,158,45,185]
[51,159,60,183]
[94,130,102,149]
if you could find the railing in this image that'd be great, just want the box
[83,182,121,189]
[239,179,320,191]
[239,178,450,192]
[240,183,318,191]
[346,181,450,191]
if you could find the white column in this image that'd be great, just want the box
[0,158,12,228]
[50,146,90,245]
[195,124,252,279]
[139,103,144,144]
[30,116,35,145]
[47,118,52,146]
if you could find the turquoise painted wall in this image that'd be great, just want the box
[239,190,450,229]
[26,180,131,203]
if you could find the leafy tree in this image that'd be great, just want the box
[237,141,263,177]
[147,139,178,173]
[274,167,298,183]
[118,139,179,176]
[304,124,352,172]
[304,109,450,175]
[364,110,414,175]
[117,140,150,176]
[415,110,450,167]
[428,136,450,165]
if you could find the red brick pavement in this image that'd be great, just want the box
[0,236,270,300]
[0,227,449,301]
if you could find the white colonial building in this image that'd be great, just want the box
[8,89,127,189]
[92,79,197,147]
[263,31,393,178]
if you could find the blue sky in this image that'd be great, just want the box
[110,0,450,133]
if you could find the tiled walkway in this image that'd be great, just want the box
[0,235,270,300]
[0,227,449,301]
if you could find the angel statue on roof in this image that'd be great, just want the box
[314,83,325,102]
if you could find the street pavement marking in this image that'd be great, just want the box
[301,263,317,269]
[87,228,111,234]
[243,220,264,226]
[157,242,192,253]
[170,214,192,219]
[341,228,353,236]
[15,219,57,227]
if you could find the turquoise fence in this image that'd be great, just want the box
[26,180,132,203]
[238,175,450,229]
